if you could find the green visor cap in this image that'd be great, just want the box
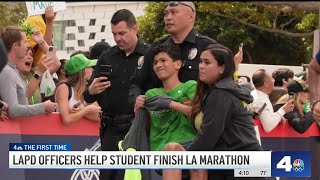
[64,54,97,75]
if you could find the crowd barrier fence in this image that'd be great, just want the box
[0,113,319,180]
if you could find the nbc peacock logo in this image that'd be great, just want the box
[292,159,304,172]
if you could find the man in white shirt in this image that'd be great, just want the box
[250,69,294,132]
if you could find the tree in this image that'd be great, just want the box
[137,2,318,65]
[137,2,167,43]
[0,2,28,31]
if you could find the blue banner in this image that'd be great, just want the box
[9,143,71,151]
[271,151,311,177]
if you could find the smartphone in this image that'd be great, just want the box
[239,43,244,50]
[48,46,57,58]
[73,101,82,109]
[288,92,295,101]
[100,64,112,76]
[100,64,113,82]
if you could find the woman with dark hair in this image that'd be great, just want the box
[163,44,264,180]
[269,86,288,105]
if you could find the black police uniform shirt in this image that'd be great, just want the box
[131,29,218,92]
[84,38,149,116]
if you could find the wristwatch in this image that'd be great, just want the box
[33,73,42,80]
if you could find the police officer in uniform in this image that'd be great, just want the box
[83,9,149,180]
[130,2,219,97]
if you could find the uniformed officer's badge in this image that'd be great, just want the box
[137,56,144,69]
[188,48,198,60]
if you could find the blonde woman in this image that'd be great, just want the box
[55,54,101,124]
[273,80,314,133]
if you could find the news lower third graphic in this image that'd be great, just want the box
[8,143,311,178]
[9,143,71,151]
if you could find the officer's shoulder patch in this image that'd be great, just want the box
[188,48,198,60]
[137,56,144,69]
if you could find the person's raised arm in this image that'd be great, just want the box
[258,100,294,132]
[43,6,55,45]
[32,30,49,54]
[27,55,49,98]
[31,30,60,74]
[308,56,320,121]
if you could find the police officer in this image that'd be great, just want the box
[83,9,149,180]
[130,2,219,98]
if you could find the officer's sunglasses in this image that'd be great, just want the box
[165,2,195,12]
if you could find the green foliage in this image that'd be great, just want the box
[19,21,35,37]
[137,2,168,43]
[296,13,318,32]
[0,2,28,32]
[137,2,318,65]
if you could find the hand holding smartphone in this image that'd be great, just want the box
[239,43,244,51]
[100,64,112,76]
[48,46,57,58]
[288,92,295,101]
[73,100,82,109]
[100,64,113,82]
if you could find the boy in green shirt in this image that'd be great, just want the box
[135,43,197,151]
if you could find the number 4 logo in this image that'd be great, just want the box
[277,156,292,172]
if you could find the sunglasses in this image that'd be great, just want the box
[165,2,195,12]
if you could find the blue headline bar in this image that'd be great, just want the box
[9,143,71,151]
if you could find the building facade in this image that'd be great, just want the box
[53,2,147,59]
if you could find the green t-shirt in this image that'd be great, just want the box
[302,102,311,113]
[145,80,197,151]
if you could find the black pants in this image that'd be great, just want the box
[99,124,130,180]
